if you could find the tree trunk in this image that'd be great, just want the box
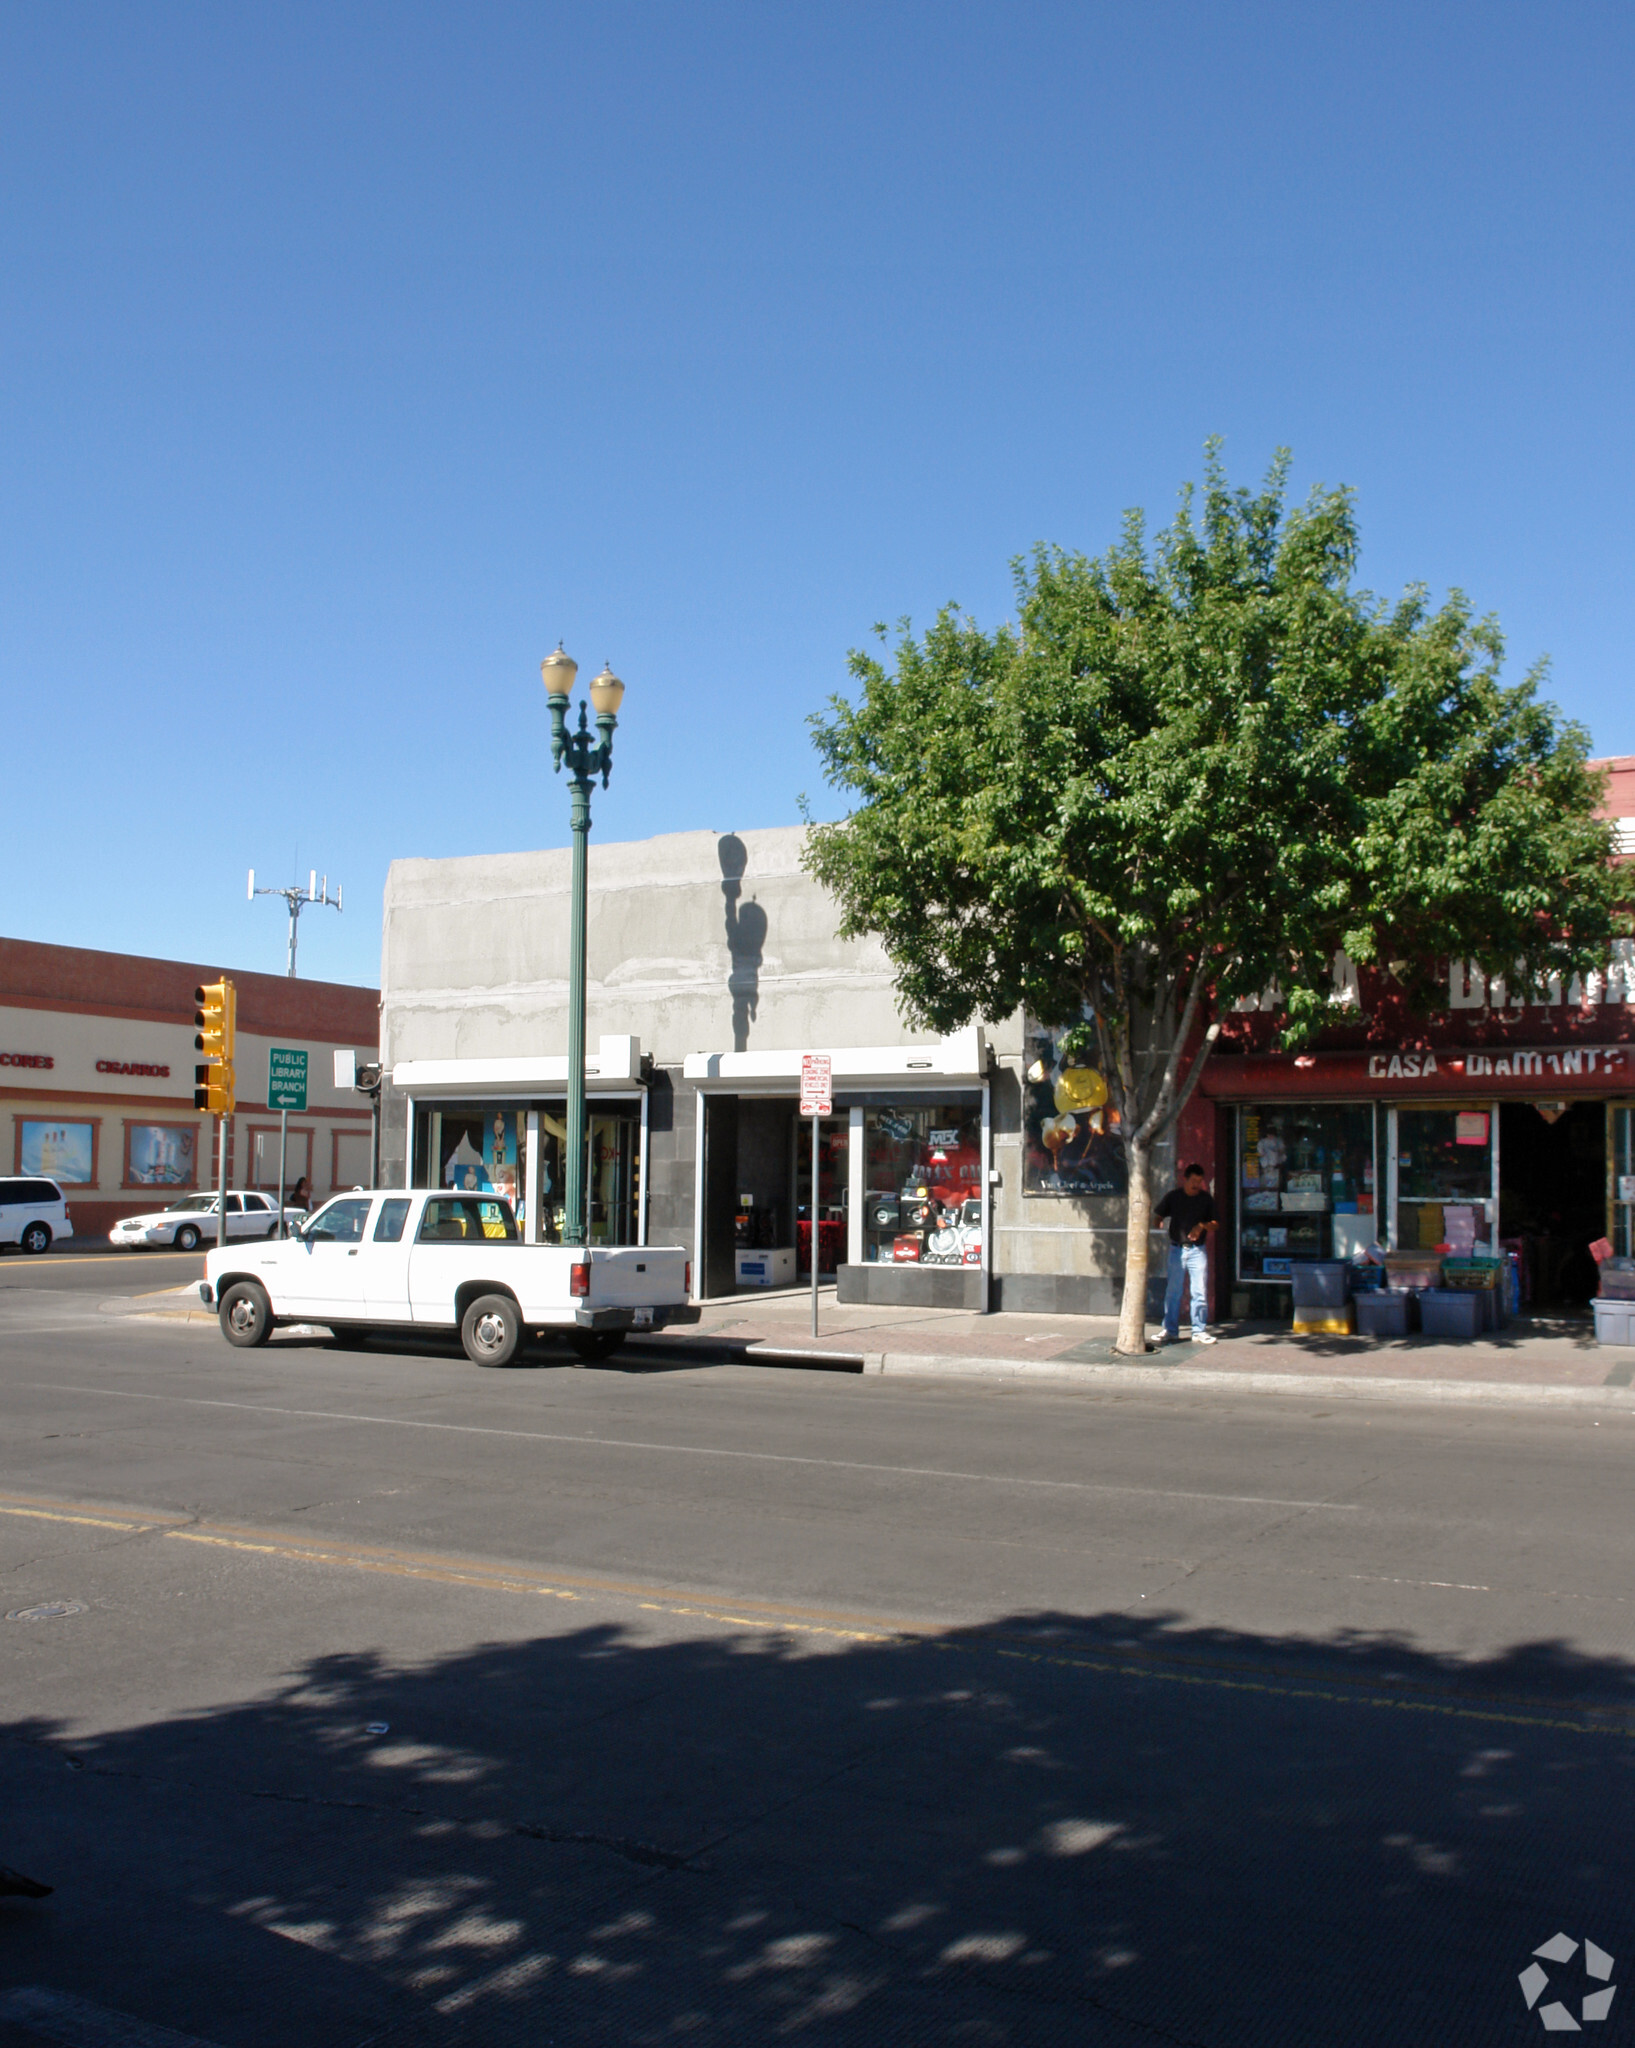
[1116,1135,1153,1354]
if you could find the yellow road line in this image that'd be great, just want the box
[0,1504,155,1533]
[26,1252,202,1268]
[4,1488,1632,1738]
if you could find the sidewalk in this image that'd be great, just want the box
[118,1278,1635,1408]
[636,1283,1635,1408]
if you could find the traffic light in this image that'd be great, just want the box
[193,979,237,1116]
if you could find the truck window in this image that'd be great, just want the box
[418,1196,518,1244]
[373,1198,412,1243]
[305,1197,373,1243]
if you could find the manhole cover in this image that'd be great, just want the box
[6,1600,88,1622]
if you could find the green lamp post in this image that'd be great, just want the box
[541,644,625,1248]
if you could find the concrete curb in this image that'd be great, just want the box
[103,1301,1634,1408]
[858,1352,1635,1407]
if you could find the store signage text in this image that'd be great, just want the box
[0,1051,53,1068]
[96,1059,171,1078]
[1365,1046,1627,1080]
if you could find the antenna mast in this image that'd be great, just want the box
[248,868,343,977]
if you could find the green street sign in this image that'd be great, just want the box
[267,1045,309,1112]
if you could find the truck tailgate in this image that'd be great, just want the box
[589,1247,688,1305]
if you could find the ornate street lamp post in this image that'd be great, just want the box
[542,645,625,1247]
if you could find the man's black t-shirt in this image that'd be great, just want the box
[1155,1187,1216,1246]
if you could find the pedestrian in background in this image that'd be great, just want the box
[289,1174,310,1212]
[1157,1163,1218,1344]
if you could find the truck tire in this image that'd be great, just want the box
[219,1281,274,1349]
[570,1329,627,1363]
[461,1293,522,1368]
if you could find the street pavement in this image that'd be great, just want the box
[2,1277,1633,2044]
[0,1245,206,1300]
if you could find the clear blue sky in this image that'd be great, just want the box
[4,1,1630,990]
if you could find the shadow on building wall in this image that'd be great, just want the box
[718,833,767,1054]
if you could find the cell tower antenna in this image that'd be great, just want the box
[248,866,342,977]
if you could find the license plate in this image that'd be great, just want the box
[632,1307,654,1327]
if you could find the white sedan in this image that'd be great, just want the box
[109,1192,305,1251]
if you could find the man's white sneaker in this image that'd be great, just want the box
[1188,1329,1219,1345]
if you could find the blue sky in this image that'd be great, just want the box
[3,1,1630,990]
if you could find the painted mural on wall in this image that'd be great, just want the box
[1022,1019,1127,1197]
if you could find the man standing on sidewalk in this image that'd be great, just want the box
[1156,1163,1218,1345]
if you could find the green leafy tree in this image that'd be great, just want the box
[804,450,1625,1353]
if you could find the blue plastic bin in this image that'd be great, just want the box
[1421,1289,1481,1340]
[1289,1263,1347,1310]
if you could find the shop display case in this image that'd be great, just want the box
[1238,1104,1376,1282]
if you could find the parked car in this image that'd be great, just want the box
[200,1189,698,1365]
[0,1177,72,1254]
[108,1191,305,1252]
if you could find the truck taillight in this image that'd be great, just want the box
[684,1261,691,1297]
[570,1262,590,1299]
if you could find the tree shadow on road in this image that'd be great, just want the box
[5,1605,1634,2046]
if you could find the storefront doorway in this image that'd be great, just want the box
[794,1112,849,1276]
[1499,1100,1605,1308]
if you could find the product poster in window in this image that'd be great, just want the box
[483,1111,520,1205]
[20,1120,94,1184]
[1022,1021,1126,1197]
[128,1124,197,1186]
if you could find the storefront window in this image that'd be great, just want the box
[1613,1105,1634,1259]
[860,1103,982,1269]
[1238,1104,1376,1279]
[417,1101,641,1246]
[1394,1106,1494,1253]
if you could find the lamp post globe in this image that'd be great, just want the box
[588,664,625,717]
[540,643,578,701]
[542,643,624,1249]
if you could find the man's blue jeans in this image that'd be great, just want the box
[1163,1241,1209,1339]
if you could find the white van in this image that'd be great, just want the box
[0,1177,73,1254]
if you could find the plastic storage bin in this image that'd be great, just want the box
[1355,1291,1412,1338]
[1420,1289,1482,1339]
[1598,1257,1635,1301]
[1290,1262,1347,1309]
[1593,1299,1635,1347]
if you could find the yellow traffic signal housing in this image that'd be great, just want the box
[194,1060,236,1117]
[193,979,237,1115]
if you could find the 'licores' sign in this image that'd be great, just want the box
[0,1051,53,1069]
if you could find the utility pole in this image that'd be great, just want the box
[249,869,342,977]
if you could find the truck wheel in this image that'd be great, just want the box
[219,1281,273,1349]
[462,1293,522,1368]
[570,1330,626,1363]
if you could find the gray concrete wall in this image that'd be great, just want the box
[381,826,919,1068]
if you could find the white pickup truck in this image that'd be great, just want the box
[200,1189,696,1366]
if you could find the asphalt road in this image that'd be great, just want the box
[0,1246,205,1298]
[2,1285,1633,2046]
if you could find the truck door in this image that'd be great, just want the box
[285,1196,374,1319]
[364,1196,416,1324]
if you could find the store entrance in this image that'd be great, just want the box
[1499,1101,1605,1309]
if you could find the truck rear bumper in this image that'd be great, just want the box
[573,1304,703,1332]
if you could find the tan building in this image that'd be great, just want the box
[1,937,379,1241]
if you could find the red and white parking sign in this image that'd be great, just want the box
[799,1053,832,1117]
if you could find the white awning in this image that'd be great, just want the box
[393,1034,642,1096]
[682,1026,985,1089]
